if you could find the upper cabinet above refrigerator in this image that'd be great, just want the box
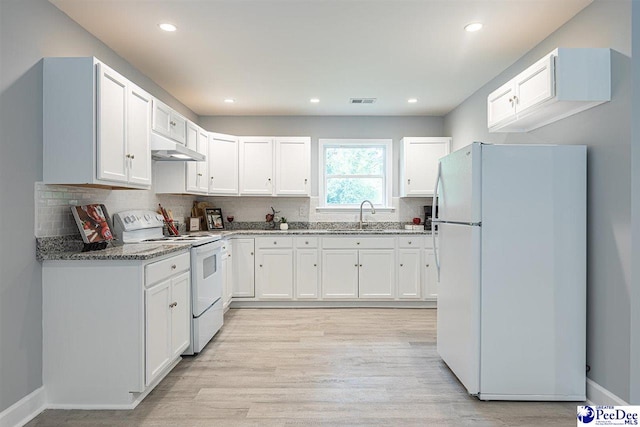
[487,48,611,133]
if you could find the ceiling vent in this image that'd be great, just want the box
[349,98,377,104]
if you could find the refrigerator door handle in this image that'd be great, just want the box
[432,162,441,281]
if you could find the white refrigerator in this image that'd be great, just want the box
[433,142,586,401]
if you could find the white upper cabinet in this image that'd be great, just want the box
[239,136,311,196]
[43,57,151,189]
[185,123,208,194]
[239,137,275,195]
[488,48,611,133]
[152,99,186,144]
[399,137,451,197]
[209,133,239,195]
[275,137,311,196]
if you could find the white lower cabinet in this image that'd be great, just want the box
[358,250,395,298]
[423,249,438,299]
[256,249,294,298]
[322,250,359,298]
[295,249,319,298]
[145,261,190,386]
[232,238,255,297]
[221,239,233,308]
[398,249,422,299]
[42,251,191,408]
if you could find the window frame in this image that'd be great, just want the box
[318,138,393,209]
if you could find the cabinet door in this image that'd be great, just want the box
[185,123,198,192]
[296,249,319,299]
[197,129,210,193]
[169,112,186,145]
[239,137,274,195]
[145,280,171,386]
[170,272,191,358]
[232,238,255,297]
[256,250,294,298]
[96,63,128,183]
[127,84,152,186]
[275,137,310,196]
[321,250,358,299]
[487,81,516,129]
[152,99,172,138]
[209,134,239,195]
[423,249,438,299]
[398,249,421,299]
[514,53,555,116]
[401,138,451,196]
[358,250,395,299]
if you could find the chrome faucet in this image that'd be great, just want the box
[359,200,376,229]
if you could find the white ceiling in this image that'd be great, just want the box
[49,0,592,117]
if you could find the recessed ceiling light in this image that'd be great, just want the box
[408,98,418,103]
[310,98,320,103]
[158,23,177,32]
[224,98,235,103]
[464,22,483,32]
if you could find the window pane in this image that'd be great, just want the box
[326,178,383,205]
[325,147,384,175]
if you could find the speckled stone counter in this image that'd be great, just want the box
[37,228,433,261]
[38,241,189,261]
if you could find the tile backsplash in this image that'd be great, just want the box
[35,182,432,237]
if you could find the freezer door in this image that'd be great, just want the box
[437,143,482,223]
[436,222,481,395]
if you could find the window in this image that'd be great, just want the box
[319,139,392,208]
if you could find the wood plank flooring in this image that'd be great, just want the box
[27,308,579,426]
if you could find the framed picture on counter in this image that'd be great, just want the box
[204,208,224,230]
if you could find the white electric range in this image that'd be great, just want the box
[113,210,224,355]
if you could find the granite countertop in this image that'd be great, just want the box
[38,242,190,261]
[38,228,434,261]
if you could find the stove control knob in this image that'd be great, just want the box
[123,216,131,224]
[144,214,151,222]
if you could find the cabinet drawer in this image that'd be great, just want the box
[322,237,395,249]
[295,237,318,248]
[145,252,190,287]
[256,236,293,249]
[398,236,423,248]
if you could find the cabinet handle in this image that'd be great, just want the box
[251,252,254,256]
[426,264,430,267]
[259,264,263,267]
[400,264,404,267]
[169,302,177,308]
[354,264,358,267]
[305,178,308,183]
[170,121,176,126]
[313,264,317,267]
[356,242,360,245]
[359,264,363,267]
[305,241,309,245]
[408,241,412,244]
[273,241,277,245]
[125,154,131,159]
[513,95,518,104]
[408,179,411,184]
[130,155,135,160]
[198,173,203,177]
[171,264,177,269]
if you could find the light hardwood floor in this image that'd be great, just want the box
[28,308,579,426]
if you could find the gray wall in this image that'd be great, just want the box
[199,115,444,196]
[631,0,640,405]
[443,0,634,403]
[0,0,197,412]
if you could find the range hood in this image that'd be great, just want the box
[151,133,205,161]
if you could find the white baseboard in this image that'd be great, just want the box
[586,378,630,406]
[0,387,46,427]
